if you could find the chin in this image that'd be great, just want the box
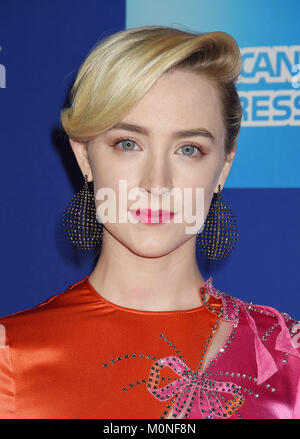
[124,241,177,258]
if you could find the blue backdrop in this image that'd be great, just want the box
[1,0,299,319]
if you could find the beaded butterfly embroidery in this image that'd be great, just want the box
[101,282,246,419]
[101,279,300,419]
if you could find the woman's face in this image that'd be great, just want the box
[70,70,236,257]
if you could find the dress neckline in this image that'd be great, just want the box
[83,275,218,315]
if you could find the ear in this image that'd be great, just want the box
[69,138,93,182]
[214,142,238,193]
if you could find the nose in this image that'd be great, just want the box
[149,186,170,196]
[142,156,173,198]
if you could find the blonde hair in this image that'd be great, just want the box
[60,25,242,156]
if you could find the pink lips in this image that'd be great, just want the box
[129,208,175,224]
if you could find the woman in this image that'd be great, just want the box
[0,25,299,419]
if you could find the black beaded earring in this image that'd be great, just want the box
[196,184,239,260]
[62,174,103,250]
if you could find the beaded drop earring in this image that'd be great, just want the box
[62,174,103,250]
[196,184,239,260]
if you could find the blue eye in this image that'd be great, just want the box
[179,145,203,157]
[112,138,139,152]
[112,137,205,158]
[120,139,138,151]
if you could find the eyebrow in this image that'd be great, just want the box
[107,122,215,142]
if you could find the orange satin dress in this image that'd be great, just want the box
[0,275,222,419]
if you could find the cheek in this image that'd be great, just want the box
[91,151,138,191]
[175,165,219,220]
[176,164,216,198]
[89,153,120,189]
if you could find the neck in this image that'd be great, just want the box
[88,232,207,312]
